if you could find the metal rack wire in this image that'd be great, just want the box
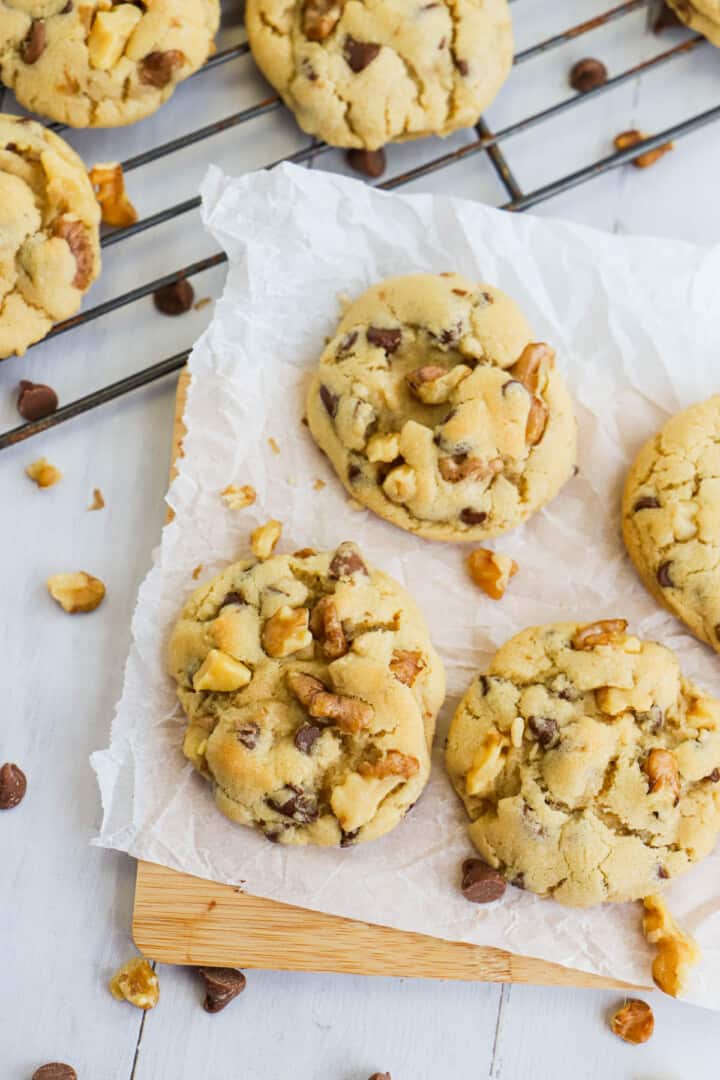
[1,0,717,451]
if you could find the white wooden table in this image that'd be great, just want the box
[2,1,719,1076]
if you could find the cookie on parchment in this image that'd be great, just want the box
[445,620,720,907]
[0,114,100,359]
[667,0,720,45]
[0,0,220,127]
[246,0,513,150]
[622,395,720,653]
[168,542,445,846]
[306,272,577,542]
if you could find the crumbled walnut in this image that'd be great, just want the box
[359,750,419,779]
[47,571,105,614]
[192,649,252,692]
[614,129,674,168]
[221,484,256,509]
[465,730,509,796]
[609,999,654,1044]
[89,162,138,227]
[303,0,344,40]
[366,431,400,463]
[26,457,62,488]
[644,748,680,802]
[109,957,159,1010]
[510,342,555,393]
[439,456,502,484]
[310,596,347,659]
[251,519,282,560]
[642,894,701,998]
[466,548,518,600]
[382,464,417,503]
[406,364,471,404]
[389,649,425,687]
[313,478,326,490]
[572,619,628,649]
[287,671,373,732]
[262,606,312,658]
[88,487,105,511]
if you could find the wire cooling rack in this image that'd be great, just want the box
[1,0,718,451]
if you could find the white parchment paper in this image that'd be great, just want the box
[92,163,720,1008]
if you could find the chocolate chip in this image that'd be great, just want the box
[268,789,318,824]
[452,53,469,76]
[459,508,487,525]
[656,561,674,587]
[657,865,669,880]
[0,762,27,809]
[368,1073,391,1080]
[220,591,245,608]
[461,858,506,903]
[153,279,194,315]
[32,1066,77,1080]
[527,715,559,748]
[346,147,386,179]
[340,828,359,847]
[348,463,362,483]
[337,330,358,356]
[344,36,381,72]
[236,723,260,750]
[17,379,58,422]
[139,48,184,87]
[21,19,46,64]
[329,541,368,578]
[569,57,607,93]
[197,967,246,1013]
[651,2,683,31]
[706,768,720,783]
[366,326,402,353]
[294,723,322,754]
[633,495,660,511]
[320,383,339,418]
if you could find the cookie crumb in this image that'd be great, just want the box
[313,478,326,491]
[268,437,280,454]
[251,519,282,560]
[466,548,518,599]
[221,484,256,510]
[642,894,701,997]
[192,564,204,580]
[88,487,105,511]
[89,162,138,227]
[26,457,62,488]
[614,129,674,169]
[194,297,212,311]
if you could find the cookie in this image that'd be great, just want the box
[306,273,577,542]
[622,396,720,653]
[0,114,101,359]
[168,542,445,846]
[0,0,220,127]
[246,0,513,150]
[445,620,720,907]
[667,0,720,44]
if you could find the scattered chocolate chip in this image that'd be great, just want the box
[366,326,402,353]
[21,19,46,64]
[569,57,607,93]
[527,715,559,749]
[340,828,359,847]
[236,723,260,750]
[651,2,683,31]
[0,762,27,809]
[197,967,246,1013]
[344,36,381,72]
[268,789,318,824]
[337,330,358,356]
[657,865,669,879]
[294,722,322,754]
[32,1066,77,1080]
[452,53,469,76]
[319,383,339,418]
[346,147,386,179]
[153,278,194,315]
[17,379,58,422]
[459,508,487,525]
[656,561,674,587]
[633,495,660,511]
[706,768,720,783]
[461,858,506,903]
[139,48,184,87]
[329,541,368,578]
[220,591,245,608]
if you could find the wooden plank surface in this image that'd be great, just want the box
[132,368,643,992]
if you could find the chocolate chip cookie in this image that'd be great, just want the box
[446,620,720,906]
[0,0,219,127]
[168,542,445,845]
[306,273,577,542]
[623,396,720,653]
[0,114,100,358]
[667,0,720,44]
[246,0,513,150]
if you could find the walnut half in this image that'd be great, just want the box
[286,670,374,733]
[571,619,628,650]
[109,957,159,1010]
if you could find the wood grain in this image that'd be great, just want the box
[132,370,643,992]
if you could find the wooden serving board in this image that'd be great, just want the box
[132,369,640,990]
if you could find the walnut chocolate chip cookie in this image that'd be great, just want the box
[0,0,219,127]
[245,0,513,150]
[306,273,577,542]
[667,0,720,45]
[168,542,445,845]
[622,395,720,653]
[445,620,720,907]
[0,115,100,358]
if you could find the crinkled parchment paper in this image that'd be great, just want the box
[92,163,720,1007]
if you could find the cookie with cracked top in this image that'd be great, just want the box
[622,395,720,652]
[0,0,219,127]
[168,542,445,845]
[306,272,577,542]
[245,0,513,150]
[445,620,720,906]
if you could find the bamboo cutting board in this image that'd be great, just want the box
[132,370,641,990]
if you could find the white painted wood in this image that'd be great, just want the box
[2,1,719,1077]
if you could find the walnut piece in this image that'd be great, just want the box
[572,619,628,650]
[220,484,256,509]
[465,730,509,796]
[310,596,347,659]
[26,457,62,488]
[89,162,138,228]
[642,894,701,998]
[382,464,416,503]
[510,342,555,393]
[88,5,141,69]
[525,397,549,445]
[303,0,344,41]
[359,750,419,779]
[251,519,282,560]
[439,455,502,484]
[286,670,374,733]
[389,649,425,687]
[109,957,159,1010]
[53,218,94,289]
[609,999,654,1044]
[192,649,252,692]
[614,129,674,169]
[466,548,518,600]
[406,363,471,404]
[47,571,105,614]
[366,431,400,463]
[644,748,680,801]
[88,487,105,511]
[262,606,312,658]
